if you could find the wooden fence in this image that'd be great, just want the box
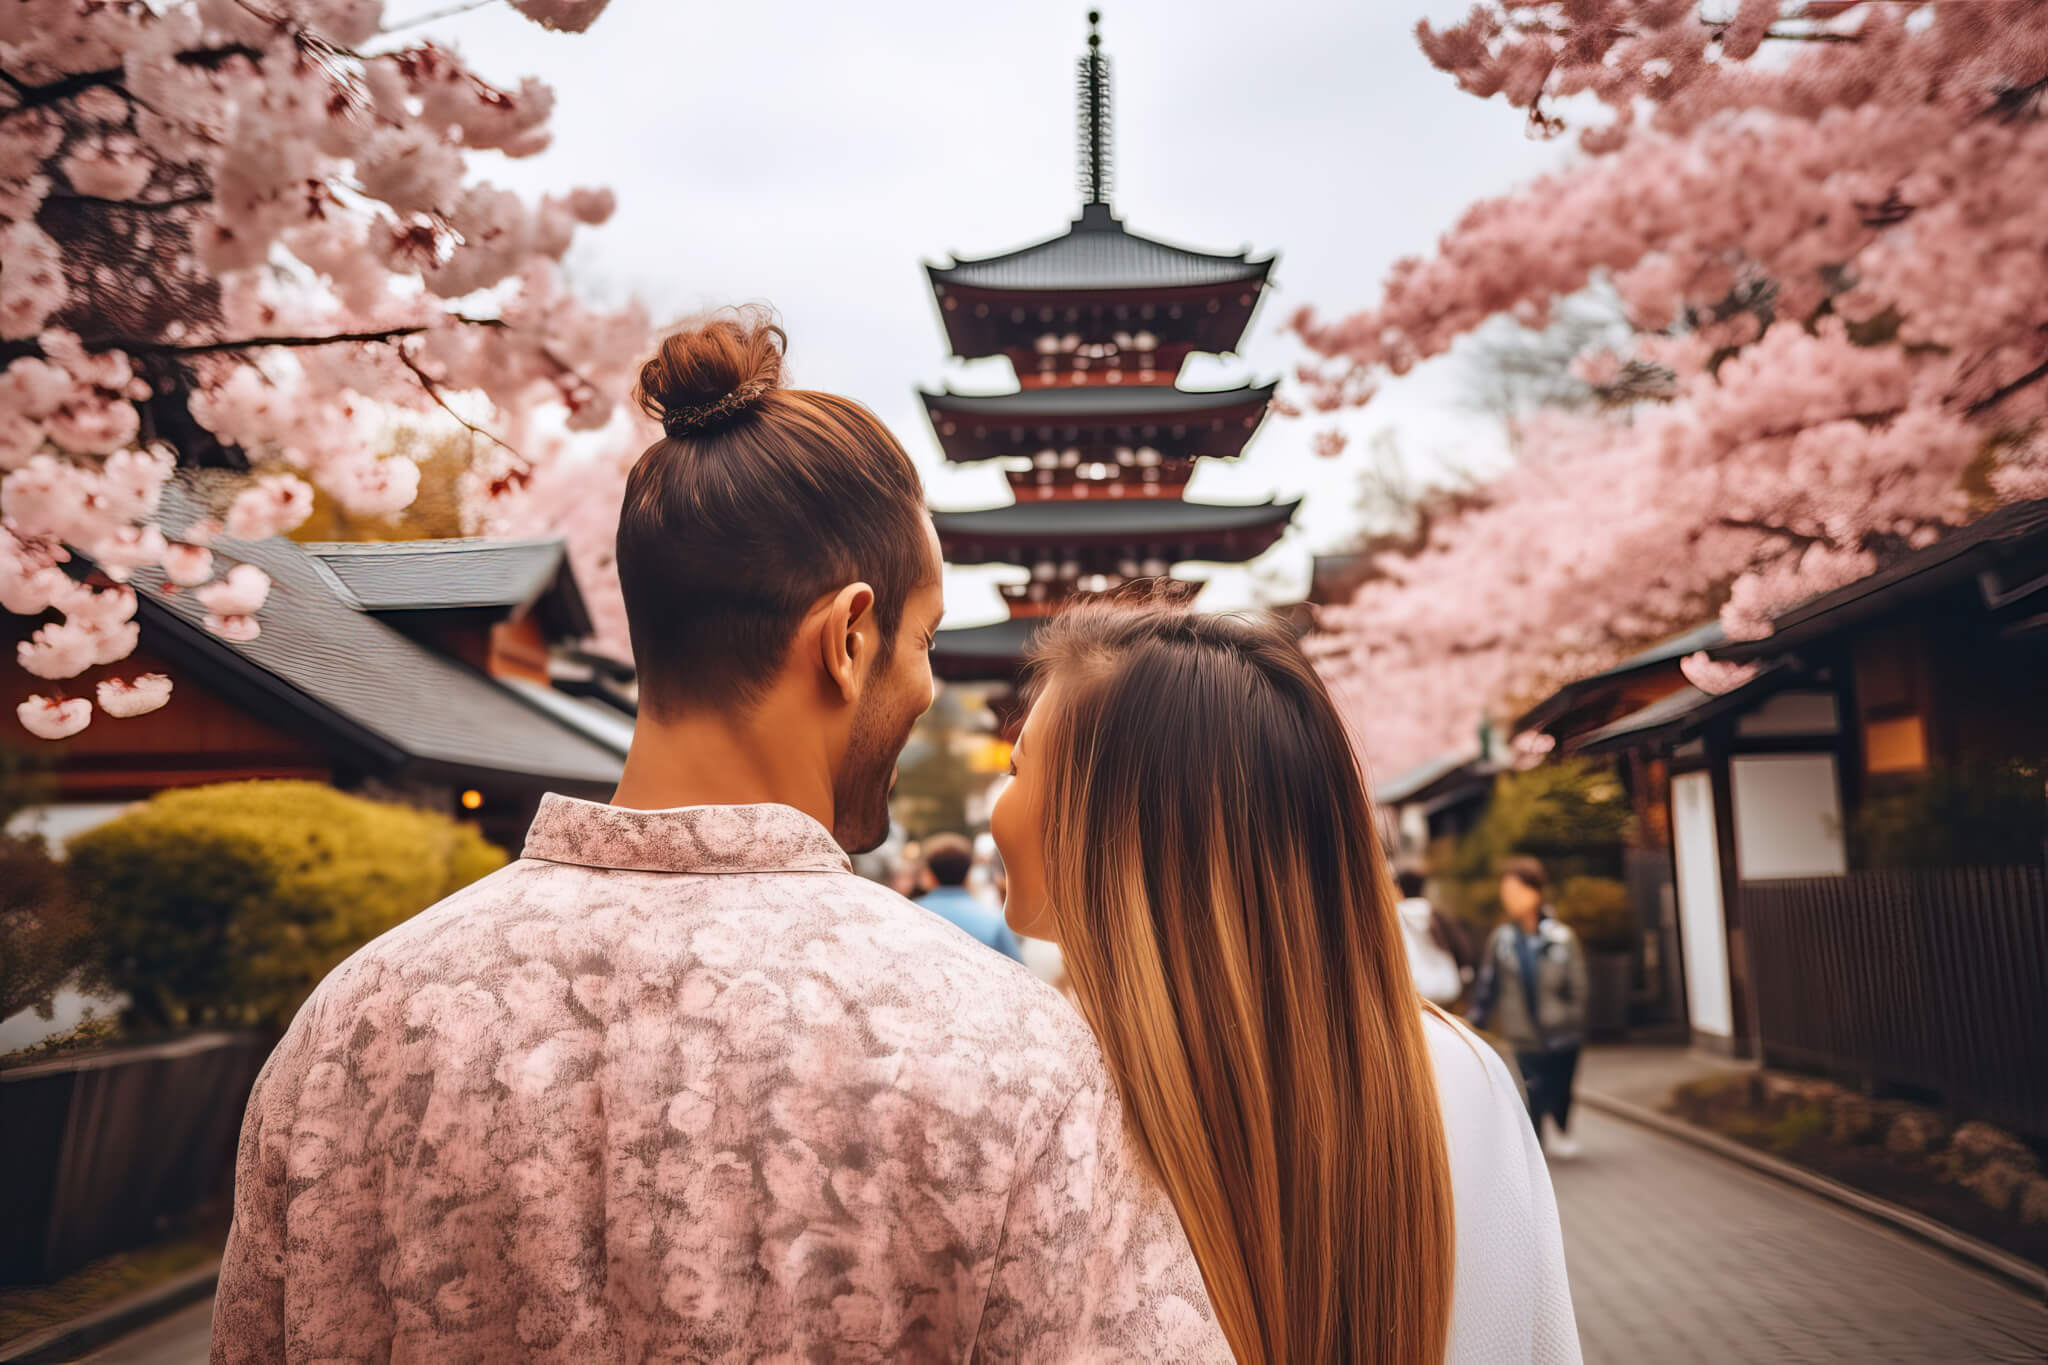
[1743,866,2048,1139]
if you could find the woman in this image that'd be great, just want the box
[992,597,1580,1364]
[1469,857,1590,1160]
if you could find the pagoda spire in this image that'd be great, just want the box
[1077,10,1112,209]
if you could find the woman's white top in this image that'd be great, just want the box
[1424,1010,1584,1363]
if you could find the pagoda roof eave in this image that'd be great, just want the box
[929,617,1045,681]
[920,381,1277,423]
[933,496,1300,552]
[926,206,1275,294]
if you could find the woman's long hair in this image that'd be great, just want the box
[1024,597,1454,1365]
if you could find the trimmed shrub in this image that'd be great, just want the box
[68,781,505,1033]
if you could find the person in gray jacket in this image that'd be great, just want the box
[1469,856,1589,1159]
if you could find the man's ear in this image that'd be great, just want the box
[818,581,877,704]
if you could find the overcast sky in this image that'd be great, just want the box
[402,0,1570,626]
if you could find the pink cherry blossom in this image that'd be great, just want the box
[1679,653,1760,697]
[18,621,100,680]
[1294,3,2048,774]
[17,695,91,741]
[510,0,612,34]
[3,0,651,738]
[205,613,262,643]
[196,563,272,617]
[97,672,174,718]
[162,543,216,587]
[56,581,137,630]
[224,474,316,542]
[88,524,169,583]
[324,455,423,519]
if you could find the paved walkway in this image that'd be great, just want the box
[61,1090,2048,1363]
[1554,1107,2048,1362]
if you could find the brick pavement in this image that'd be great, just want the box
[1554,1108,2048,1363]
[65,1102,2048,1364]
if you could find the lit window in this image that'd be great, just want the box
[1865,715,1928,774]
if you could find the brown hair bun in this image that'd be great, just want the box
[635,306,785,437]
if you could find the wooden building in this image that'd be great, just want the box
[1521,501,2048,1107]
[920,13,1295,682]
[5,480,629,851]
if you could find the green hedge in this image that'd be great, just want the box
[68,781,505,1033]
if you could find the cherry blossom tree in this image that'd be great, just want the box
[1295,0,2048,776]
[3,0,650,739]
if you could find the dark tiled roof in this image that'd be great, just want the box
[932,497,1300,543]
[1516,621,1726,733]
[303,537,568,613]
[1575,664,1785,756]
[125,484,625,789]
[928,205,1272,292]
[930,617,1046,681]
[1376,750,1489,808]
[921,381,1276,421]
[1713,499,2048,661]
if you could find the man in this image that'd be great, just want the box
[211,314,1227,1363]
[1468,856,1590,1160]
[914,832,1026,963]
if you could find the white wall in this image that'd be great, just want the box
[1671,770,1735,1041]
[1730,754,1848,880]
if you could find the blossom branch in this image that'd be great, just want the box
[394,342,524,462]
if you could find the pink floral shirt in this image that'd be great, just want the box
[210,797,1227,1363]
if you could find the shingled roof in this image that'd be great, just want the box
[303,536,593,640]
[118,484,625,791]
[927,205,1272,292]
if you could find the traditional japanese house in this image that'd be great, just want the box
[1518,502,2048,1134]
[4,480,628,851]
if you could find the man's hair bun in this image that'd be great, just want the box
[635,306,785,438]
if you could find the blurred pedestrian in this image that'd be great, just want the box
[1395,868,1473,1007]
[915,832,1026,963]
[1469,856,1589,1160]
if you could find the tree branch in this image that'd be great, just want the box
[395,341,524,462]
[1719,516,1824,550]
[1966,354,2048,417]
[43,191,212,213]
[379,0,505,35]
[0,318,506,369]
[0,66,124,120]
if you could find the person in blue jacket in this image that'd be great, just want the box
[914,831,1026,962]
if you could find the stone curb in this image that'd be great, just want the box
[0,1262,218,1364]
[1578,1088,2048,1305]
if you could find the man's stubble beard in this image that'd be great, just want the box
[834,681,918,855]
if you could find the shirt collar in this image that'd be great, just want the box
[522,794,852,875]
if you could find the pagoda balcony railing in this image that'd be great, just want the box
[946,288,1259,329]
[1000,574,1202,614]
[1008,473,1189,501]
[941,418,1252,444]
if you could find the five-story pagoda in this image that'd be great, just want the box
[923,11,1297,681]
